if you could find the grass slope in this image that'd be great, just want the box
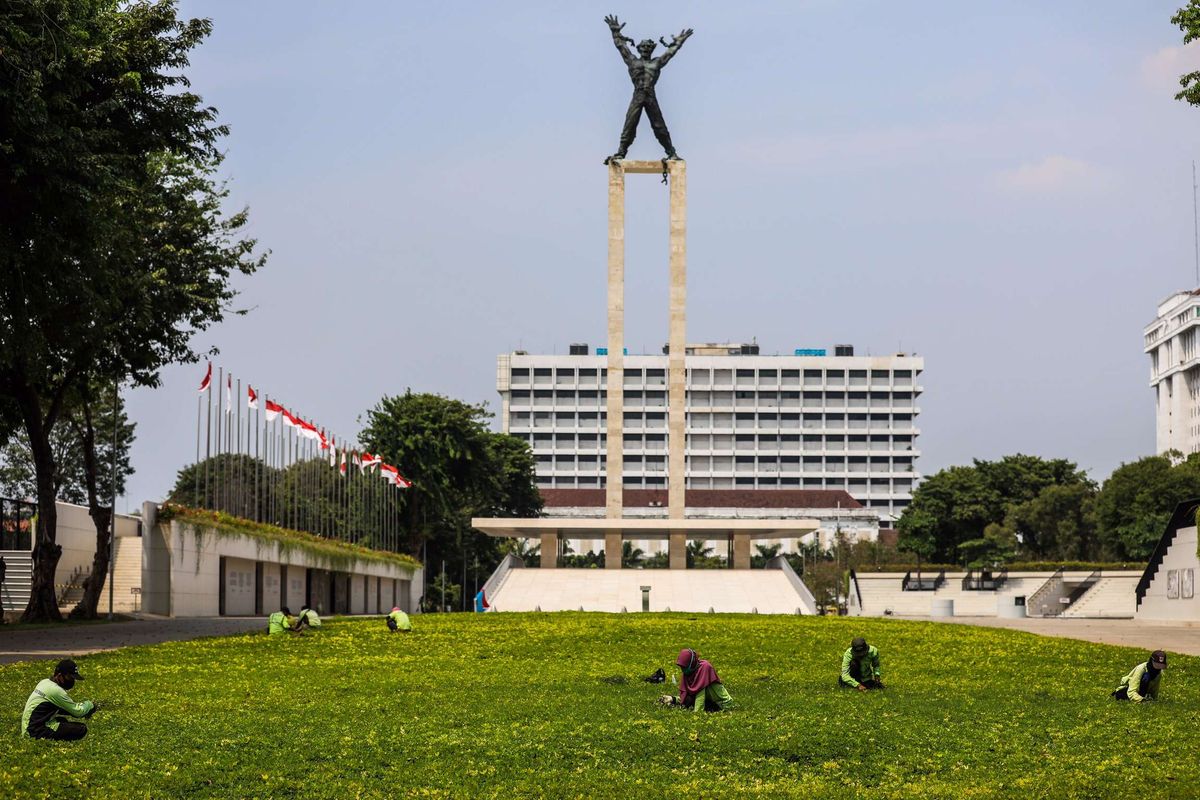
[1,614,1196,799]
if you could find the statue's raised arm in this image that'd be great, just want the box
[605,14,635,65]
[656,28,693,68]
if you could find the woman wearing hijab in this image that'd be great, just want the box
[662,648,734,712]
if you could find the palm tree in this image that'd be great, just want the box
[751,542,782,569]
[686,540,716,569]
[621,541,645,568]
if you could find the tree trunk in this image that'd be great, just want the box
[70,394,110,620]
[18,396,63,622]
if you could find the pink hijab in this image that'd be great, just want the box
[675,648,721,707]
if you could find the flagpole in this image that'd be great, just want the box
[194,391,201,504]
[235,378,242,517]
[254,390,261,522]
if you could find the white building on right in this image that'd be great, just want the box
[1144,288,1200,455]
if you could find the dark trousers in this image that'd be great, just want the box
[32,720,87,741]
[617,90,675,156]
[839,660,882,689]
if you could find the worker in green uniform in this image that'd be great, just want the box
[268,606,296,635]
[1112,650,1168,702]
[840,636,884,690]
[295,605,321,631]
[386,606,412,633]
[21,659,97,740]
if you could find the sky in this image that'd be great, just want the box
[121,0,1200,511]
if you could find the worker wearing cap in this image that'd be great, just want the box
[840,636,884,690]
[295,605,321,631]
[386,606,412,633]
[1112,650,1168,702]
[21,659,97,740]
[268,606,296,635]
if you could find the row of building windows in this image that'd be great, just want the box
[511,367,918,387]
[510,389,918,402]
[536,472,912,498]
[515,432,917,450]
[510,412,918,428]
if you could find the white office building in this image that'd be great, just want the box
[496,343,923,522]
[1145,289,1200,456]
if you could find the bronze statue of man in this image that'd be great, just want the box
[603,15,693,164]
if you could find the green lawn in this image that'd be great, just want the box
[1,614,1195,799]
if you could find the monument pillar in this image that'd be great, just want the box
[732,533,752,570]
[606,163,625,520]
[668,531,687,570]
[606,160,688,528]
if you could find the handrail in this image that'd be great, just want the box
[1136,499,1200,606]
[902,569,941,591]
[963,567,1009,591]
[767,555,818,614]
[480,552,524,609]
[1063,569,1101,608]
[1027,567,1065,617]
[961,569,974,591]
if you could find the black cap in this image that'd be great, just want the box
[851,637,868,653]
[54,659,83,681]
[281,607,292,615]
[1151,650,1168,669]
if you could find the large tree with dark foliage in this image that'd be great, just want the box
[360,392,542,608]
[0,1,265,620]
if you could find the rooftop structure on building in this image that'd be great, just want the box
[497,341,923,523]
[1145,289,1200,455]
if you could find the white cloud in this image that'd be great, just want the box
[994,155,1108,194]
[1140,42,1200,93]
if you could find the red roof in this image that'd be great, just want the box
[540,488,863,510]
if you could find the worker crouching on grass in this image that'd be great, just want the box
[21,659,97,741]
[1112,650,1168,702]
[386,606,412,633]
[840,637,884,691]
[295,605,321,631]
[268,607,297,635]
[658,648,734,712]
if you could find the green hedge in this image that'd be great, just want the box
[157,504,422,572]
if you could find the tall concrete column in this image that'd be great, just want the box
[605,531,623,569]
[669,531,687,570]
[732,533,751,570]
[606,163,625,520]
[667,161,687,520]
[540,531,558,569]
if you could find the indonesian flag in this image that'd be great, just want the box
[395,473,412,489]
[361,452,381,471]
[327,435,336,464]
[224,374,232,413]
[265,400,283,423]
[296,416,321,441]
[281,409,300,429]
[380,463,399,482]
[198,363,212,393]
[339,450,347,476]
[352,452,363,472]
[248,385,258,410]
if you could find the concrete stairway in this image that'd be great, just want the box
[489,568,809,614]
[1060,576,1138,618]
[1,550,32,613]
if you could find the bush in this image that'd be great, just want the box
[0,614,1195,797]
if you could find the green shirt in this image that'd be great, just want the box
[387,609,412,631]
[840,645,881,687]
[268,611,293,635]
[1116,661,1162,702]
[297,609,321,628]
[22,678,93,737]
[691,682,735,712]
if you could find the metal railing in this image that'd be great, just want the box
[767,555,818,614]
[1026,567,1065,617]
[479,552,525,610]
[0,497,35,551]
[962,568,1008,591]
[902,569,944,591]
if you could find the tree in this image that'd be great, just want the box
[1,2,265,621]
[751,543,782,569]
[1173,2,1200,106]
[1094,453,1200,561]
[896,455,1092,563]
[359,391,542,606]
[1004,483,1100,561]
[621,541,644,568]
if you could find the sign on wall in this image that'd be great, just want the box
[1183,568,1195,600]
[1167,569,1180,600]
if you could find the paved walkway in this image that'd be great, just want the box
[914,616,1200,656]
[0,617,264,665]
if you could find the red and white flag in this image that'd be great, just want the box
[380,463,398,482]
[247,385,258,410]
[281,408,299,429]
[298,418,321,441]
[361,452,381,471]
[198,363,212,393]
[352,452,363,472]
[224,374,232,413]
[265,400,283,423]
[339,450,347,476]
[327,435,336,464]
